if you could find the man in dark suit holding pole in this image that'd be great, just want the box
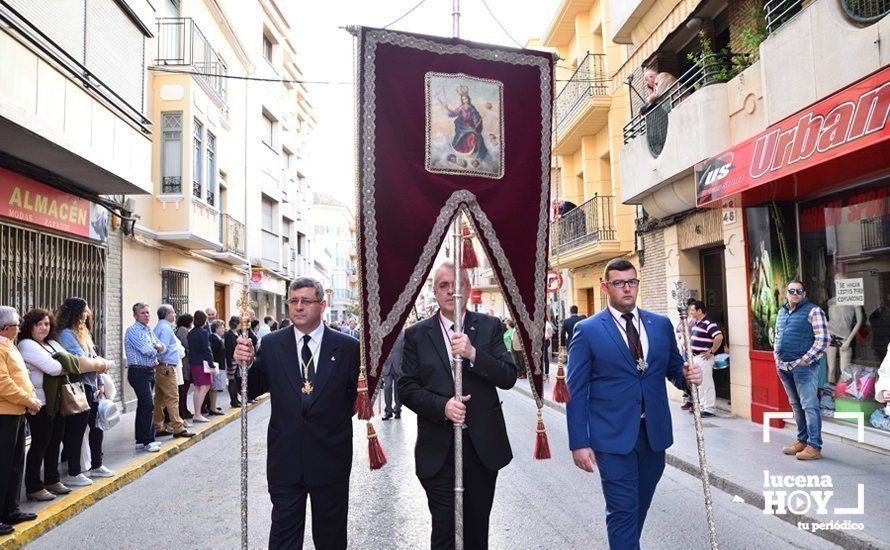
[234,277,359,550]
[399,262,517,550]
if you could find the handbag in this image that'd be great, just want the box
[60,374,90,416]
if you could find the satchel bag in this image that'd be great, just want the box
[60,375,90,416]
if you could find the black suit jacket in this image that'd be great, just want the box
[561,314,587,347]
[247,326,359,490]
[398,311,517,479]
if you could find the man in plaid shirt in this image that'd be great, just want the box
[774,280,829,460]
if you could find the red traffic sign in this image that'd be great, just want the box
[546,270,562,292]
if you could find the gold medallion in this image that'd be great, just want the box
[301,379,313,394]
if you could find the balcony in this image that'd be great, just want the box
[760,0,889,125]
[156,18,228,105]
[152,196,220,249]
[210,214,245,264]
[549,196,621,268]
[609,0,656,44]
[553,52,611,155]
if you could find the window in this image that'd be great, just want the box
[262,113,274,148]
[193,119,203,199]
[261,196,275,232]
[262,34,273,62]
[206,131,216,206]
[161,112,183,194]
[161,269,189,317]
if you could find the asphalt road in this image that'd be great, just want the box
[27,388,840,549]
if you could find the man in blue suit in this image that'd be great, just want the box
[566,258,702,550]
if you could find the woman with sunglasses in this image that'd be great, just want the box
[57,298,116,486]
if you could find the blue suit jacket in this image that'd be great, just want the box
[565,308,685,454]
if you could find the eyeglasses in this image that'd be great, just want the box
[787,288,805,296]
[605,279,640,289]
[287,298,322,307]
[1,324,20,330]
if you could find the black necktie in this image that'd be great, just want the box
[622,312,642,360]
[302,334,315,384]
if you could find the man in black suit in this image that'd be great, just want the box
[399,262,517,550]
[234,277,359,550]
[561,305,586,349]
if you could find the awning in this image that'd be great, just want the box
[695,66,890,207]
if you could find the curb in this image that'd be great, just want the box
[512,386,883,550]
[0,395,269,550]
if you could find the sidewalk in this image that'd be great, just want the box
[514,377,890,550]
[0,394,269,550]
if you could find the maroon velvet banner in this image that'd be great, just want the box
[355,27,554,406]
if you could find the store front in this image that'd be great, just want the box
[0,167,110,351]
[696,66,890,435]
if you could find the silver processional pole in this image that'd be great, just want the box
[237,265,251,550]
[673,281,718,550]
[452,208,465,550]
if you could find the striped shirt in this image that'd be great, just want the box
[690,317,722,355]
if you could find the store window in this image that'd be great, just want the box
[745,202,799,351]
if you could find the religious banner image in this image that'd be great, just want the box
[425,72,504,178]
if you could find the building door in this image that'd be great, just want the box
[700,247,730,401]
[215,284,227,322]
[586,288,596,316]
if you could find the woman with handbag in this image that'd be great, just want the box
[16,308,108,500]
[57,298,115,486]
[187,310,214,423]
[174,314,194,421]
[208,320,228,416]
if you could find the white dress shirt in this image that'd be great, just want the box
[606,304,649,361]
[293,323,325,373]
[438,312,473,376]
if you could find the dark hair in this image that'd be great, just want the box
[193,310,208,328]
[288,277,324,301]
[280,319,291,329]
[270,322,279,331]
[690,300,707,314]
[157,305,174,320]
[57,297,88,332]
[569,305,579,314]
[18,308,55,344]
[603,258,637,281]
[264,316,273,323]
[176,313,194,329]
[505,318,515,328]
[787,279,806,292]
[687,298,697,306]
[250,319,260,330]
[228,315,240,330]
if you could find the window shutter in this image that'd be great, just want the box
[86,0,144,112]
[7,0,86,62]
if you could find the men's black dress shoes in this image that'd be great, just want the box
[173,430,196,438]
[0,523,13,535]
[382,414,393,421]
[394,412,401,419]
[155,430,174,437]
[4,512,37,524]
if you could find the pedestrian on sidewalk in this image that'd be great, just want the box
[187,310,214,424]
[687,300,723,417]
[565,258,701,550]
[208,320,228,415]
[152,306,194,439]
[257,316,273,340]
[560,305,586,350]
[224,316,242,408]
[511,318,527,378]
[775,280,829,461]
[399,262,517,550]
[0,306,41,535]
[17,309,108,500]
[124,303,164,453]
[234,277,360,550]
[174,314,194,421]
[57,298,116,484]
[382,328,405,420]
[675,298,696,411]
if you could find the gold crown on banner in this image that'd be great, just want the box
[456,84,470,97]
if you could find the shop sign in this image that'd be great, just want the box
[0,167,108,242]
[470,289,482,304]
[696,67,890,206]
[249,268,265,290]
[835,278,864,306]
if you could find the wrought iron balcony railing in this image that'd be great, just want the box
[220,214,246,257]
[841,0,890,23]
[622,53,744,157]
[766,0,887,35]
[156,18,228,104]
[555,52,608,129]
[550,195,615,256]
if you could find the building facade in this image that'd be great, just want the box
[311,193,357,323]
[0,0,155,403]
[541,0,639,352]
[614,0,889,447]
